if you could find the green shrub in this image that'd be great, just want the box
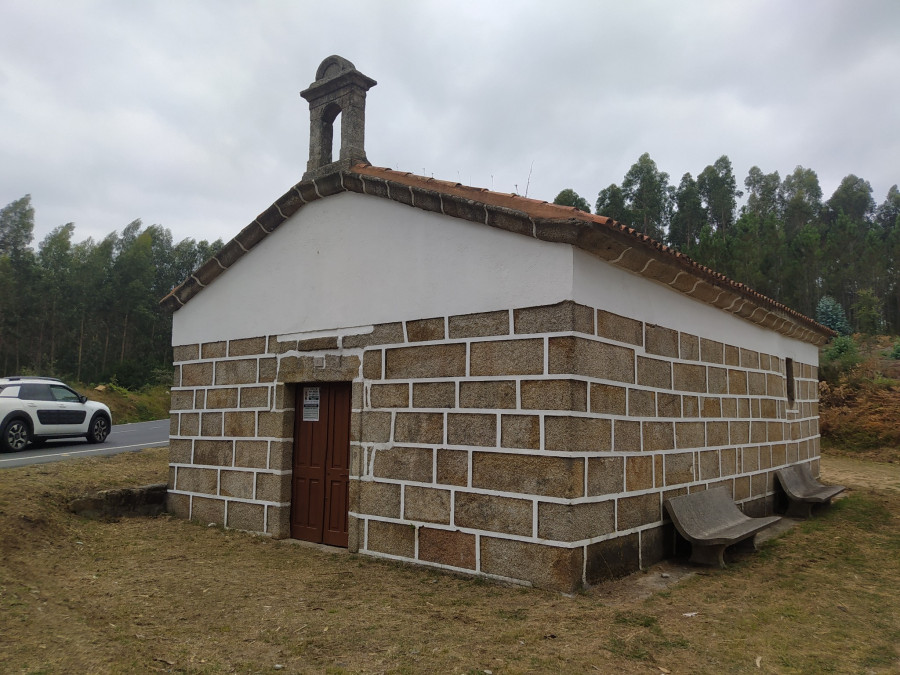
[891,341,900,360]
[851,289,884,336]
[820,335,861,384]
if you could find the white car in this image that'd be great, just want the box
[0,376,112,452]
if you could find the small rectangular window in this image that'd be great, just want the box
[785,358,795,406]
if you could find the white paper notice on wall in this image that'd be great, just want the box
[302,387,320,422]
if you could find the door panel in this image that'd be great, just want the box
[292,474,324,539]
[322,384,350,547]
[291,386,328,542]
[36,405,87,427]
[291,383,351,546]
[43,385,89,433]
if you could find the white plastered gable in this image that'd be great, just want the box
[172,192,574,346]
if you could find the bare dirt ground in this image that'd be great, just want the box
[1,448,899,674]
[822,454,900,494]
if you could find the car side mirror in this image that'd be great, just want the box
[79,395,87,404]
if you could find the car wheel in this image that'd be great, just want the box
[1,418,31,452]
[87,414,111,443]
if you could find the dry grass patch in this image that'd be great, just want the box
[1,450,899,673]
[820,383,900,462]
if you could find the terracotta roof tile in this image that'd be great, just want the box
[160,164,834,345]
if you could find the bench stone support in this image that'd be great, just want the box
[776,464,846,519]
[665,486,780,568]
[688,531,759,567]
[689,543,729,567]
[784,500,815,519]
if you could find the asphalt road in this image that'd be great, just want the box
[0,419,169,469]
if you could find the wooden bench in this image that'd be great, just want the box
[664,487,781,568]
[776,463,846,518]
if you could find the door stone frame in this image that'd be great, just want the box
[275,352,364,549]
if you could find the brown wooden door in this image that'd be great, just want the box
[291,382,351,547]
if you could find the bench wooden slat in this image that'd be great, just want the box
[776,463,846,518]
[664,486,780,567]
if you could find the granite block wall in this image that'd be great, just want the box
[168,300,820,592]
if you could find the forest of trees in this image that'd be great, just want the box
[0,195,222,388]
[555,154,900,334]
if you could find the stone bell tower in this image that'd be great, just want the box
[301,55,377,180]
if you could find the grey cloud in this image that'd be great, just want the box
[1,0,898,247]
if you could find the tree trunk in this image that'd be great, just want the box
[77,312,85,382]
[102,324,109,374]
[49,297,56,372]
[14,314,20,373]
[36,318,44,372]
[120,312,128,363]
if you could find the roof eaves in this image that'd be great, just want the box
[160,164,834,346]
[159,172,348,312]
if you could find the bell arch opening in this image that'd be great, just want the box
[301,55,376,180]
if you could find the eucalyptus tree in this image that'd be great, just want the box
[595,154,673,240]
[827,174,876,224]
[110,227,156,379]
[0,194,229,385]
[697,155,741,234]
[779,166,823,240]
[37,223,77,372]
[743,167,781,222]
[876,185,900,234]
[820,175,881,311]
[620,153,672,240]
[0,194,34,257]
[0,195,37,373]
[69,236,114,381]
[669,173,706,252]
[594,183,631,224]
[878,186,900,331]
[552,188,591,213]
[738,167,789,303]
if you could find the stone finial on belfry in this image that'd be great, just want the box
[301,55,377,180]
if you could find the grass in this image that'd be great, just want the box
[1,449,899,673]
[70,382,170,424]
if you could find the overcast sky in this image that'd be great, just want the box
[2,0,899,248]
